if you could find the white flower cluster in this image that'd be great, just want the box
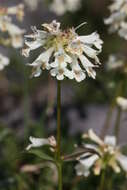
[0,4,25,48]
[50,0,81,15]
[75,129,127,177]
[104,0,127,40]
[0,4,25,70]
[22,20,103,82]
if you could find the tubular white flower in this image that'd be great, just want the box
[71,57,86,82]
[83,129,104,145]
[29,47,54,77]
[0,54,9,70]
[26,136,56,150]
[22,20,103,82]
[104,0,127,39]
[76,153,99,177]
[75,163,90,177]
[75,129,127,177]
[76,154,99,177]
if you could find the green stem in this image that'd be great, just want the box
[101,102,114,139]
[57,80,61,159]
[57,163,62,190]
[101,80,124,139]
[114,107,122,143]
[56,80,62,190]
[107,173,113,190]
[98,170,105,190]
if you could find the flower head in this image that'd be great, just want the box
[22,20,103,82]
[104,0,127,39]
[75,129,127,177]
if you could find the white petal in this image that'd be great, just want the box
[85,67,96,79]
[50,68,57,77]
[79,54,94,68]
[79,154,99,169]
[64,68,74,79]
[22,47,30,57]
[26,136,50,150]
[75,163,90,177]
[78,32,103,50]
[82,45,101,64]
[73,70,86,82]
[104,136,117,147]
[117,154,127,172]
[64,53,72,63]
[87,129,104,145]
[57,73,64,80]
[50,61,58,68]
[25,40,42,51]
[31,47,54,67]
[32,67,42,77]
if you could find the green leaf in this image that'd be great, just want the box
[28,149,54,162]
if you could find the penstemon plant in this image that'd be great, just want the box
[22,20,103,189]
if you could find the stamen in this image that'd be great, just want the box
[75,21,87,31]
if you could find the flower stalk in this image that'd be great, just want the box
[114,107,122,143]
[56,80,62,190]
[101,79,124,139]
[98,170,105,190]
